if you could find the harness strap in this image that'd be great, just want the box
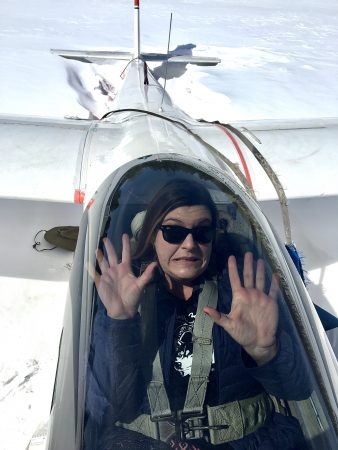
[118,280,275,444]
[183,280,217,414]
[147,280,217,419]
[117,391,275,444]
[147,351,172,418]
[207,392,275,444]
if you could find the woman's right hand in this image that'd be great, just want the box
[94,234,157,319]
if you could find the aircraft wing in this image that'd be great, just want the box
[230,117,338,200]
[0,114,90,203]
[50,49,221,66]
[1,113,338,205]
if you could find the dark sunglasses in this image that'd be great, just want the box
[159,225,215,244]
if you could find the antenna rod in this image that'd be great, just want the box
[160,13,173,110]
[134,0,140,58]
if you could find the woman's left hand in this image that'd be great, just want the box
[204,252,279,365]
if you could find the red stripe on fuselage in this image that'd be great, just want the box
[216,124,254,189]
[74,189,85,204]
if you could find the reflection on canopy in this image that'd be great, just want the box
[81,157,337,450]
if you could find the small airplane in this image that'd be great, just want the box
[1,1,336,449]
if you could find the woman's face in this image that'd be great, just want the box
[154,205,213,286]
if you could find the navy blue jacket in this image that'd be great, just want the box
[84,276,311,449]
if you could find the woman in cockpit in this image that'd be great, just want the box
[85,179,309,450]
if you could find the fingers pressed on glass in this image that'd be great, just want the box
[243,252,254,289]
[103,237,118,267]
[96,248,109,273]
[255,259,265,291]
[228,255,241,291]
[203,306,225,326]
[121,233,131,265]
[140,261,158,285]
[269,274,280,300]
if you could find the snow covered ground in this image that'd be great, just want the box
[1,0,338,121]
[0,1,337,449]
